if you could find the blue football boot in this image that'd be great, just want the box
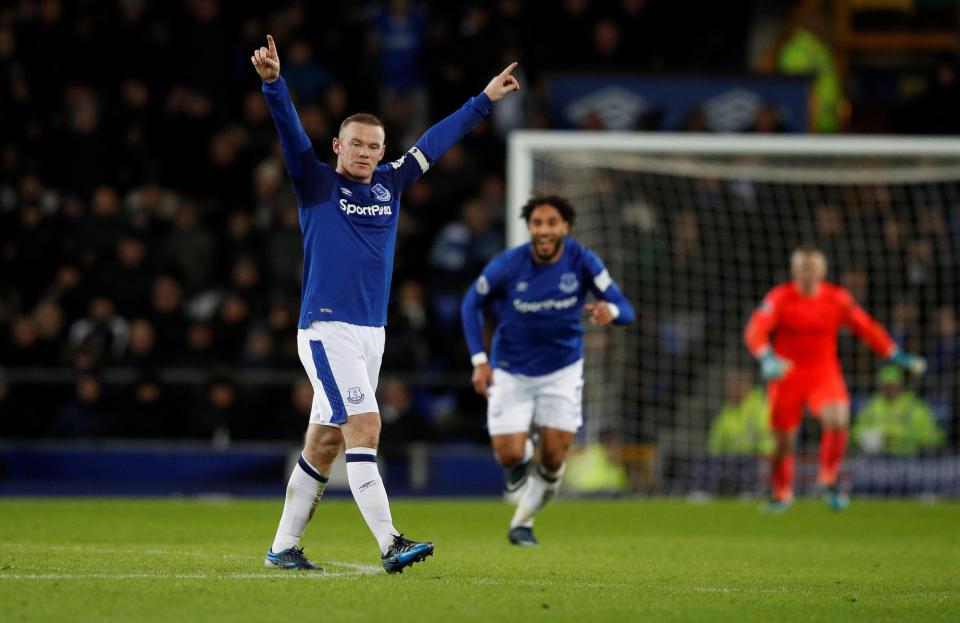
[821,485,850,512]
[381,534,434,574]
[508,526,540,547]
[264,546,323,571]
[761,498,793,514]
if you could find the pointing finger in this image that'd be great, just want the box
[498,61,518,78]
[267,34,276,54]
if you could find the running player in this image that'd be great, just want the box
[252,35,519,572]
[744,245,926,512]
[461,195,635,546]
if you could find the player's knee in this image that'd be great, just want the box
[540,448,567,472]
[495,446,525,467]
[774,433,795,456]
[342,413,381,449]
[302,425,343,466]
[821,405,849,429]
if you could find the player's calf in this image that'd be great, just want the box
[502,438,535,500]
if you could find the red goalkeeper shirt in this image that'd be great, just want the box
[745,282,895,372]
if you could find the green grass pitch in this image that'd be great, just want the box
[1,497,957,622]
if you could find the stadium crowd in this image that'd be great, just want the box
[1,1,957,449]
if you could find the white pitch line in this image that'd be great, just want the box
[0,560,384,581]
[0,544,385,574]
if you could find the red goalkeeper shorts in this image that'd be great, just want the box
[766,367,849,431]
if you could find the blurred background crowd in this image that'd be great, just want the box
[0,0,958,453]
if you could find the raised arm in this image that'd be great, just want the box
[392,63,520,190]
[252,35,323,190]
[418,63,518,161]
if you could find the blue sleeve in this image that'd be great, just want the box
[261,77,332,204]
[461,253,508,359]
[390,92,493,192]
[582,249,636,326]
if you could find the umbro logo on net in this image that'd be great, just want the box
[339,199,393,216]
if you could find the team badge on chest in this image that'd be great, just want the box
[371,183,391,202]
[559,272,579,293]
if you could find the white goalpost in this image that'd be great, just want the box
[507,131,960,496]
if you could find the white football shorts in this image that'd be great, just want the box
[297,321,384,427]
[486,359,584,436]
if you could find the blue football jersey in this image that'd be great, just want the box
[263,76,492,327]
[461,237,635,376]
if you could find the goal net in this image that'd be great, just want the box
[507,132,960,497]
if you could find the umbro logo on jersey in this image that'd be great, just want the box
[340,187,353,197]
[371,183,391,202]
[515,281,528,292]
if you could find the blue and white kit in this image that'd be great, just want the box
[263,76,492,424]
[461,238,635,434]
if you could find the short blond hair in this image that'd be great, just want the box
[339,113,384,137]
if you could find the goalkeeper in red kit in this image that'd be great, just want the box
[744,246,926,512]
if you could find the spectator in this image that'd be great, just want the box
[149,275,187,363]
[708,371,773,456]
[52,373,113,438]
[118,319,159,369]
[428,198,502,288]
[274,378,315,440]
[241,325,276,367]
[926,305,959,381]
[68,295,130,365]
[31,299,66,363]
[162,204,215,293]
[372,0,429,130]
[281,39,335,105]
[183,321,218,366]
[852,365,944,455]
[189,376,247,445]
[214,294,251,362]
[98,235,153,318]
[122,374,175,438]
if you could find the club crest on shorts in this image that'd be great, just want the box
[559,272,579,293]
[346,387,365,404]
[371,183,391,202]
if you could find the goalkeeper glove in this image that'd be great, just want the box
[758,349,791,381]
[889,350,927,376]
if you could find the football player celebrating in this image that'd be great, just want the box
[461,196,635,546]
[745,245,926,512]
[252,35,519,572]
